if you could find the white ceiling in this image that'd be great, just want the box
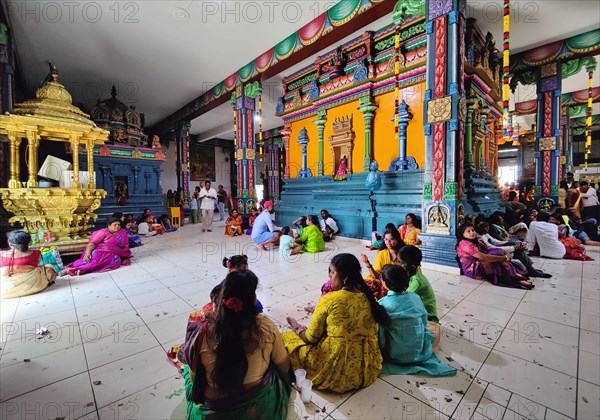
[6,0,600,141]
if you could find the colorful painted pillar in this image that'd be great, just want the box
[280,122,292,179]
[357,94,378,171]
[233,82,260,213]
[534,62,562,208]
[313,109,327,176]
[176,121,191,202]
[266,138,282,202]
[464,98,477,168]
[420,0,467,268]
[297,128,312,178]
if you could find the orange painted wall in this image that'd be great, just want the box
[288,116,319,178]
[322,100,365,175]
[373,82,426,170]
[287,81,427,177]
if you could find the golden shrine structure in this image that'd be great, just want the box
[0,66,108,252]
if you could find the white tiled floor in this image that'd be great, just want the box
[1,221,598,419]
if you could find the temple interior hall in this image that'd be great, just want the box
[0,0,599,419]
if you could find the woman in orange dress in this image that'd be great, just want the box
[224,209,243,237]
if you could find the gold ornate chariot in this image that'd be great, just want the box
[0,66,108,247]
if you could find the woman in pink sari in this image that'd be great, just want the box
[60,217,131,276]
[456,223,533,289]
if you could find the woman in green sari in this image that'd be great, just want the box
[182,270,292,419]
[295,215,325,253]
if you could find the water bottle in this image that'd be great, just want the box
[38,226,45,245]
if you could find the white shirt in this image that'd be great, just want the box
[526,221,566,259]
[320,217,339,234]
[137,222,156,236]
[478,233,517,253]
[580,188,599,207]
[190,197,198,210]
[200,187,217,210]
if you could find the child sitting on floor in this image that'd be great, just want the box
[279,226,302,257]
[397,246,441,348]
[246,208,259,235]
[378,264,455,377]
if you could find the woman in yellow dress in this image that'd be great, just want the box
[398,213,421,246]
[359,228,405,298]
[224,209,243,237]
[283,253,388,393]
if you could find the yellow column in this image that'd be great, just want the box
[8,131,22,188]
[86,139,95,189]
[70,134,81,188]
[26,130,40,187]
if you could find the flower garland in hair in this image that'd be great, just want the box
[224,297,243,312]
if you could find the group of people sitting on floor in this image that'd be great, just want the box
[134,209,178,237]
[454,190,598,290]
[168,246,452,419]
[367,213,422,250]
[247,201,339,252]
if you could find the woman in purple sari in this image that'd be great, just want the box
[60,217,131,276]
[456,223,533,289]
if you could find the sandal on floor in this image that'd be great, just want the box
[519,280,535,290]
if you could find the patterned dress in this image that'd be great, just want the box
[282,290,382,393]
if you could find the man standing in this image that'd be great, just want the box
[217,185,228,221]
[200,181,217,232]
[580,180,600,222]
[251,201,281,250]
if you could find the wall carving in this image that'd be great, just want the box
[427,96,452,123]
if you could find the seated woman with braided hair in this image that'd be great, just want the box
[182,270,291,419]
[1,230,57,298]
[284,253,389,393]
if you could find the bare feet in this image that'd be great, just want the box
[58,269,68,277]
[304,305,315,314]
[286,316,302,331]
[258,244,267,251]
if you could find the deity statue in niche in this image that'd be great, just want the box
[151,135,161,150]
[333,155,348,181]
[115,183,128,206]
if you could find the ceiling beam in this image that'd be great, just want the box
[151,0,396,135]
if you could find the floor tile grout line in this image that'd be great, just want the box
[574,259,585,420]
[105,275,186,359]
[487,284,577,420]
[92,369,182,414]
[69,275,103,420]
[0,296,21,359]
[376,375,458,419]
[0,369,90,404]
[466,381,489,420]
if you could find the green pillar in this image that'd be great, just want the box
[465,98,476,168]
[358,94,378,172]
[313,109,327,176]
[479,105,489,172]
